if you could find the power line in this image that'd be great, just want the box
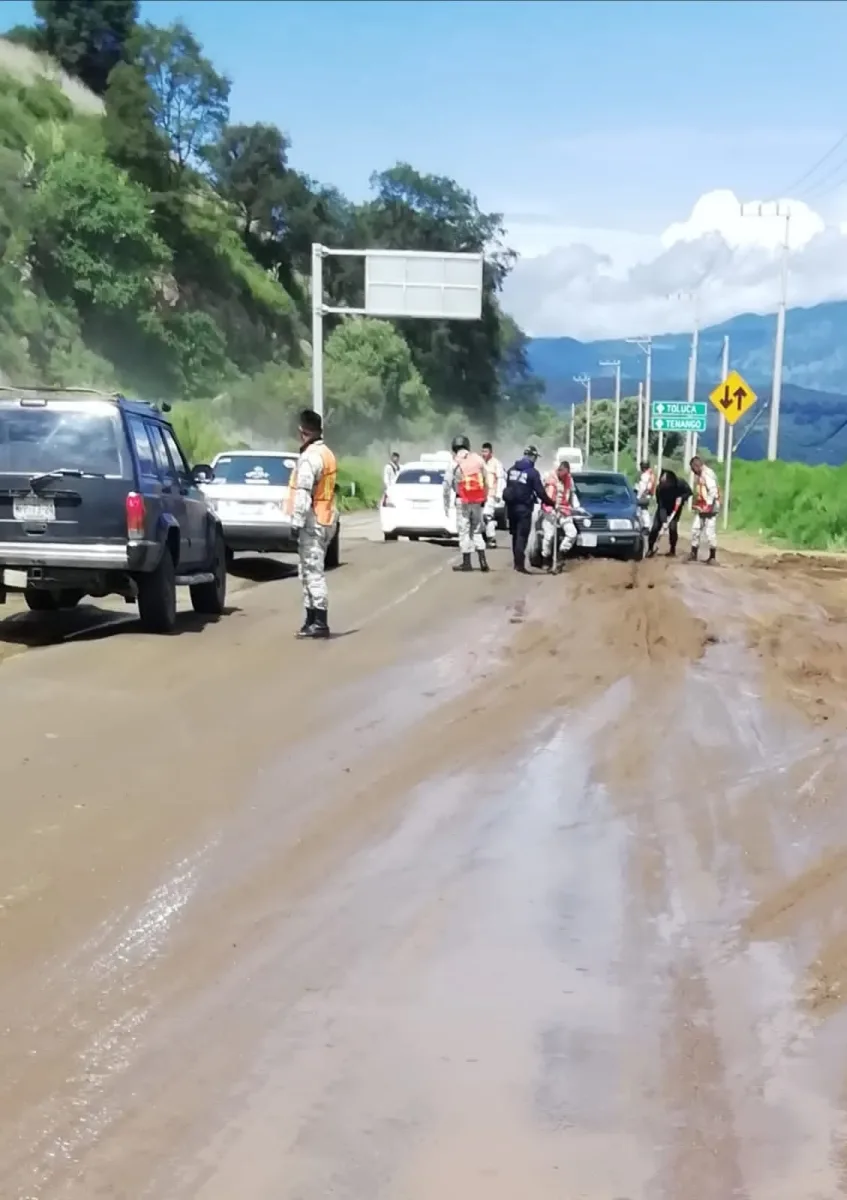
[776,130,847,200]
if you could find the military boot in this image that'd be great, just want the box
[688,546,698,563]
[453,554,473,572]
[301,607,330,639]
[707,548,717,565]
[297,607,315,636]
[477,550,490,573]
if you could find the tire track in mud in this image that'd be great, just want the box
[585,550,847,1197]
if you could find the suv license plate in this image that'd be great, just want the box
[13,498,56,522]
[579,532,598,548]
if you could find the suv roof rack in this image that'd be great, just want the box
[0,386,172,413]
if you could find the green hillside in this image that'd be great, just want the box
[0,0,551,458]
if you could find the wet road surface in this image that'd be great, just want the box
[3,523,847,1198]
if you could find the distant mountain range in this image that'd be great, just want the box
[528,299,847,393]
[528,299,847,466]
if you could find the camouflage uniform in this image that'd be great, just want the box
[290,438,337,613]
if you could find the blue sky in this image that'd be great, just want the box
[3,0,847,336]
[3,0,846,234]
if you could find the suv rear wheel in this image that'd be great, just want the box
[137,547,177,634]
[191,531,227,617]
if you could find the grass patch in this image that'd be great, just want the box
[729,460,847,551]
[337,457,382,511]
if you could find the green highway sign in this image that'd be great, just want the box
[651,414,708,433]
[650,401,708,418]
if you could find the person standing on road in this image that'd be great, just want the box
[443,435,489,573]
[383,451,400,494]
[689,455,720,564]
[481,441,506,549]
[503,445,549,573]
[540,459,579,572]
[288,408,338,638]
[646,468,692,558]
[635,459,657,534]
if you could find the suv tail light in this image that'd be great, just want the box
[382,492,394,508]
[126,491,145,540]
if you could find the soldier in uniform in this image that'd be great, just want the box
[443,434,489,572]
[288,408,338,638]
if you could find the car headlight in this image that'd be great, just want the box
[608,518,632,532]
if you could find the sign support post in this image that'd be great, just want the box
[311,243,325,417]
[309,244,484,419]
[707,368,759,534]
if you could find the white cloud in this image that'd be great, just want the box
[503,189,847,341]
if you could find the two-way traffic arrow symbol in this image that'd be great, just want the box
[719,384,748,412]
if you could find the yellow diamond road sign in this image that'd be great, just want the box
[709,369,758,426]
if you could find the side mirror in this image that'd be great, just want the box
[192,463,214,485]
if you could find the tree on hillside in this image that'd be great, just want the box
[29,149,169,311]
[203,122,290,236]
[133,21,230,171]
[325,318,430,428]
[31,0,139,96]
[103,60,171,193]
[355,164,513,427]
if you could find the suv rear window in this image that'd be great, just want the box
[213,455,296,486]
[0,404,124,476]
[396,468,445,485]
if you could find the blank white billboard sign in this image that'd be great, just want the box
[364,250,484,321]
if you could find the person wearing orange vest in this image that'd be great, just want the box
[689,454,720,564]
[635,459,657,534]
[443,434,489,572]
[541,460,580,571]
[288,407,338,638]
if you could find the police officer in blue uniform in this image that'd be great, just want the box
[503,445,550,573]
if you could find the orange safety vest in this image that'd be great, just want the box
[544,471,573,515]
[455,451,487,505]
[286,441,338,526]
[693,470,720,513]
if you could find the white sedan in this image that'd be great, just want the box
[200,448,340,567]
[380,457,458,542]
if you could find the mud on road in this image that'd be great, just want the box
[3,532,847,1198]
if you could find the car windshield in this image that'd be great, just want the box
[0,404,124,476]
[573,474,633,504]
[396,468,445,485]
[212,454,296,486]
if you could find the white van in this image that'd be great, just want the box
[555,446,584,472]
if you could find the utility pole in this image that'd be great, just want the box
[569,403,575,445]
[600,359,622,472]
[626,337,653,462]
[770,207,791,461]
[635,380,643,466]
[685,316,700,464]
[716,335,730,462]
[740,202,791,461]
[574,374,592,461]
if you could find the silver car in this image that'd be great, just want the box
[200,449,340,568]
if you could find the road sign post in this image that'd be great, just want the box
[310,244,484,417]
[708,369,758,532]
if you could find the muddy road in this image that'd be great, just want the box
[3,523,847,1199]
